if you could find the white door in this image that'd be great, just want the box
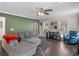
[0,17,5,40]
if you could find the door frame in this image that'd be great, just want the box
[0,16,5,39]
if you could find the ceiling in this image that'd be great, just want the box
[0,2,79,21]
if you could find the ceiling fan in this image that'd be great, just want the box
[36,8,53,16]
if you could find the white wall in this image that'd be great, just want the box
[67,14,79,31]
[39,13,79,34]
[59,14,79,32]
[50,13,79,33]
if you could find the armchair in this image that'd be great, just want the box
[64,31,79,44]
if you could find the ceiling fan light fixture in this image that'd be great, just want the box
[38,12,44,16]
[36,8,53,16]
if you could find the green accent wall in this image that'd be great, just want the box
[0,13,38,34]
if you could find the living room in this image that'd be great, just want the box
[0,2,79,56]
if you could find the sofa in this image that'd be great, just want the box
[2,32,41,56]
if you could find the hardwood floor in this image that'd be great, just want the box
[0,37,78,56]
[0,47,8,56]
[43,40,77,56]
[34,37,77,56]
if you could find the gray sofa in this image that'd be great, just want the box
[2,36,41,56]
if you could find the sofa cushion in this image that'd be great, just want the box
[23,32,30,38]
[24,37,41,46]
[9,40,18,47]
[3,40,37,56]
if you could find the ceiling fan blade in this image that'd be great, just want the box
[45,9,53,11]
[36,8,44,13]
[44,12,49,15]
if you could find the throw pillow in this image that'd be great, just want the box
[23,32,29,38]
[3,34,19,44]
[9,40,18,47]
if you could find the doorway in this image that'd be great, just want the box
[0,17,5,40]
